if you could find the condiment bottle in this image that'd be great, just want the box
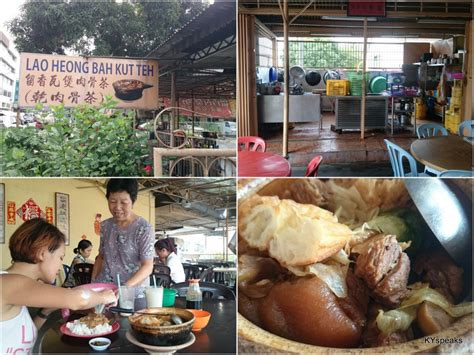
[186,279,202,310]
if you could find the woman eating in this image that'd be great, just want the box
[63,239,94,287]
[0,218,117,354]
[155,239,186,283]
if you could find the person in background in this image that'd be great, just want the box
[155,238,185,283]
[0,218,117,355]
[63,239,94,288]
[92,178,154,296]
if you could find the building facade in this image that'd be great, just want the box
[0,31,18,111]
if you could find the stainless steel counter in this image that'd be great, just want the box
[257,93,321,123]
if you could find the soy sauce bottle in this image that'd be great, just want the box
[186,279,202,310]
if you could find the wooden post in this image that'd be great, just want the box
[170,71,177,147]
[360,18,368,140]
[283,0,289,157]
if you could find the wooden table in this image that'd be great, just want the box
[410,135,473,172]
[33,298,236,354]
[238,151,291,177]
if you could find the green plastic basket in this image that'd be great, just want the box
[346,71,369,96]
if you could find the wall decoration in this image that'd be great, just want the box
[7,201,16,224]
[55,193,70,245]
[45,207,54,224]
[0,184,4,243]
[16,198,44,221]
[94,213,102,236]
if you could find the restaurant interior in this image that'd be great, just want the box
[0,177,236,353]
[237,0,473,177]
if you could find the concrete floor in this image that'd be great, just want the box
[260,112,441,177]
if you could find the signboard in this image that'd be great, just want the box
[19,53,159,109]
[162,97,234,119]
[347,1,386,17]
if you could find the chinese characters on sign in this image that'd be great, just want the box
[19,53,159,109]
[16,198,44,221]
[7,202,16,225]
[55,193,70,245]
[347,1,386,17]
[45,207,54,224]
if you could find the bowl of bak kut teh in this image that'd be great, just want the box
[128,307,195,346]
[237,178,473,353]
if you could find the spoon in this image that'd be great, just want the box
[404,179,472,269]
[170,314,183,325]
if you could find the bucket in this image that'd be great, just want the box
[415,99,426,120]
[369,75,387,94]
[163,288,177,307]
[346,71,368,96]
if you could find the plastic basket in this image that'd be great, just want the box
[326,80,349,96]
[346,71,368,96]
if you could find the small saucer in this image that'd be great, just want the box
[125,331,195,355]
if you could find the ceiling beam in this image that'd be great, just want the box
[238,7,472,19]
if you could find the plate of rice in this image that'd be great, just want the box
[61,313,120,338]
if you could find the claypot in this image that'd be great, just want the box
[128,308,194,346]
[238,178,473,353]
[112,79,153,101]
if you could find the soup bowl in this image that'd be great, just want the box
[128,307,194,346]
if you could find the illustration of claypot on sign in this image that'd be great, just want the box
[112,79,153,101]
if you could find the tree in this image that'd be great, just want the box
[8,0,208,57]
[284,39,363,69]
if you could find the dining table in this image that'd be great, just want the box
[32,297,236,354]
[410,135,473,172]
[238,151,291,177]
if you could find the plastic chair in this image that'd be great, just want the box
[458,120,474,137]
[416,123,448,139]
[304,155,323,177]
[72,263,94,285]
[384,139,429,177]
[149,273,173,288]
[238,136,266,152]
[153,264,171,275]
[199,267,214,282]
[183,265,205,280]
[439,170,473,177]
[171,281,235,300]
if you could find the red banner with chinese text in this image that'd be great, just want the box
[347,1,386,17]
[45,207,54,224]
[7,201,16,224]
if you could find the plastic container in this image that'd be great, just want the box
[162,288,177,307]
[415,99,426,120]
[185,279,202,310]
[187,309,211,332]
[326,80,349,96]
[346,71,368,96]
[369,75,387,94]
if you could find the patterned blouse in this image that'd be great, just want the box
[94,216,155,295]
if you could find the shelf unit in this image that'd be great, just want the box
[389,96,417,136]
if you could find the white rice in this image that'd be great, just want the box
[66,319,112,336]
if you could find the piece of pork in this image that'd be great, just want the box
[354,234,410,307]
[362,302,414,347]
[412,249,464,303]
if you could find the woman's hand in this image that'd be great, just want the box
[100,289,118,307]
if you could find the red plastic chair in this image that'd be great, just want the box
[238,136,266,152]
[304,155,323,177]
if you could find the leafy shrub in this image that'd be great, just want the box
[1,97,149,176]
